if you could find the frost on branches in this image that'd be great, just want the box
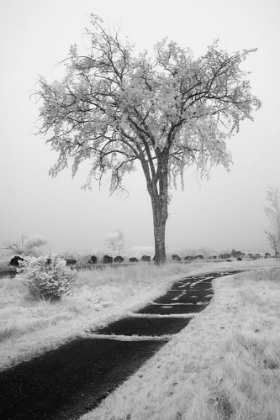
[265,187,280,257]
[36,14,261,264]
[104,230,125,255]
[2,234,47,256]
[19,255,77,301]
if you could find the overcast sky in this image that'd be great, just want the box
[0,0,279,255]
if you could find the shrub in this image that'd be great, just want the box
[18,255,77,301]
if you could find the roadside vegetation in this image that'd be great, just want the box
[0,257,278,374]
[0,259,206,370]
[81,265,280,420]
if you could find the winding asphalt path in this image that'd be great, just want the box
[0,270,242,420]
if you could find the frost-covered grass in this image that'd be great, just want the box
[80,264,280,420]
[0,258,278,375]
[0,261,203,370]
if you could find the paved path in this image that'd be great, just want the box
[0,270,242,420]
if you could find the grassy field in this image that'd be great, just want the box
[1,259,280,419]
[0,258,274,371]
[80,263,280,420]
[0,259,216,370]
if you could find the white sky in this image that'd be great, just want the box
[0,0,280,255]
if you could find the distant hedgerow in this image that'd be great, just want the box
[18,255,77,301]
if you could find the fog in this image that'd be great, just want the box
[1,0,280,255]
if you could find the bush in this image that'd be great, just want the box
[18,255,77,301]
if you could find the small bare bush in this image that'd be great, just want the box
[18,255,77,301]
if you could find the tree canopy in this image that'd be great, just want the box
[36,14,261,263]
[37,15,260,192]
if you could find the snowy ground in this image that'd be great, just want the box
[0,259,278,373]
[80,264,280,420]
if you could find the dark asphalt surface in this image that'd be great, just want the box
[0,338,165,420]
[0,269,243,420]
[93,316,193,336]
[136,303,207,315]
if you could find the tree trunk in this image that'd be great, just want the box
[140,150,169,265]
[151,195,168,265]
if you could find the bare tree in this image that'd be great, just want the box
[265,187,280,257]
[35,15,261,264]
[2,234,48,256]
[104,230,125,255]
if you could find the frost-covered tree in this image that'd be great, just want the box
[35,15,261,264]
[264,187,280,257]
[2,234,47,256]
[104,230,125,254]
